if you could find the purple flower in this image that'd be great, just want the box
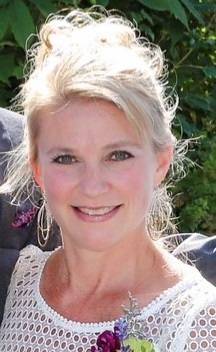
[114,319,131,352]
[91,329,121,352]
[114,317,128,342]
[12,207,38,228]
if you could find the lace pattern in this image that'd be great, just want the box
[0,245,215,351]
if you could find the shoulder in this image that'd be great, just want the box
[17,244,48,265]
[13,245,46,276]
[172,266,216,304]
[187,271,216,303]
[156,267,216,320]
[2,245,49,324]
[183,277,216,351]
[167,273,216,350]
[10,245,52,289]
[172,269,216,333]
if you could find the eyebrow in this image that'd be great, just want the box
[46,141,143,155]
[103,141,143,150]
[46,147,76,155]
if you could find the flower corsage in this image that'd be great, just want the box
[91,293,159,352]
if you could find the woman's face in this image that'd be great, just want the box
[33,97,171,252]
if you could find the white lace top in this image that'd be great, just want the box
[0,245,216,352]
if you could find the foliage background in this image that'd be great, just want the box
[0,0,215,235]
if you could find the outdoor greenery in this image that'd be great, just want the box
[0,0,215,235]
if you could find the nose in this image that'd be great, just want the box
[79,164,109,198]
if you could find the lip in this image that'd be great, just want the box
[72,205,122,222]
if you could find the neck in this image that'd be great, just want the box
[57,231,159,297]
[41,231,183,322]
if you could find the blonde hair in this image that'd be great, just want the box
[1,7,185,240]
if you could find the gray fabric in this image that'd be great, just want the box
[0,108,61,250]
[0,108,24,180]
[0,248,19,324]
[0,108,61,324]
[166,233,216,287]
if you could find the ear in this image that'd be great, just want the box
[29,157,45,190]
[154,146,173,188]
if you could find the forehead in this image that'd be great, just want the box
[36,98,145,146]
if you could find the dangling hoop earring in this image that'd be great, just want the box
[37,197,52,247]
[147,186,174,240]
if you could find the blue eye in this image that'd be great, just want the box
[52,154,76,164]
[109,150,134,161]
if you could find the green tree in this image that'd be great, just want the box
[0,0,215,235]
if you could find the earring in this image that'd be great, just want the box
[37,196,52,247]
[147,186,174,240]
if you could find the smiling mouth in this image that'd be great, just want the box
[76,206,120,216]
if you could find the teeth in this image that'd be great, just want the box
[78,207,115,216]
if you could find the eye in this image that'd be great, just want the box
[52,154,76,164]
[109,150,134,161]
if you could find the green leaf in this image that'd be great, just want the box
[180,0,204,25]
[8,0,35,48]
[29,0,57,16]
[0,5,9,41]
[183,94,214,112]
[90,0,110,6]
[169,20,185,45]
[89,0,109,5]
[136,0,188,28]
[0,0,10,6]
[203,66,216,79]
[136,0,171,11]
[195,3,216,13]
[58,0,81,4]
[167,0,188,28]
[13,64,24,80]
[175,113,198,137]
[124,337,155,352]
[0,54,15,84]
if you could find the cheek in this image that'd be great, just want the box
[120,163,154,200]
[41,169,71,201]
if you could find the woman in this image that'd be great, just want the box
[0,8,215,352]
